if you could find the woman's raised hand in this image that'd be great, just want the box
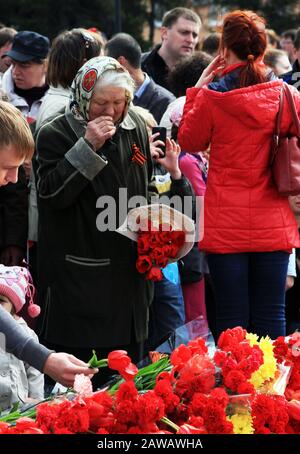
[195,54,226,88]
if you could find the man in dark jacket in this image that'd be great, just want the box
[0,167,28,265]
[281,28,300,91]
[105,33,175,123]
[0,99,36,275]
[0,87,28,267]
[141,7,201,94]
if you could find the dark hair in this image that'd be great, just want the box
[221,10,267,87]
[281,29,297,42]
[168,51,213,97]
[0,27,17,48]
[46,29,101,88]
[202,33,221,56]
[162,7,201,29]
[294,28,300,51]
[105,33,141,69]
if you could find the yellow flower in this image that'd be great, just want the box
[246,333,259,346]
[228,413,254,434]
[246,334,277,389]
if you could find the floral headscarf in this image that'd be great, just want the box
[66,56,134,123]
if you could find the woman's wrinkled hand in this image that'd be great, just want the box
[85,116,116,151]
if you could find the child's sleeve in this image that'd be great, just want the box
[25,330,45,399]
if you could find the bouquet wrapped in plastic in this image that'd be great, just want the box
[117,204,195,281]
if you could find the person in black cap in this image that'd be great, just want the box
[1,30,50,122]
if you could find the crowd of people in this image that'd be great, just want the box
[1,6,300,411]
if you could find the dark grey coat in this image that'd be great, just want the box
[34,109,154,349]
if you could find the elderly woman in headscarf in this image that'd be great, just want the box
[34,56,155,388]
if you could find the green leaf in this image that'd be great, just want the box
[88,350,108,369]
[88,350,99,368]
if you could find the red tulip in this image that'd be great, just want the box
[120,362,139,381]
[136,255,152,273]
[107,350,131,371]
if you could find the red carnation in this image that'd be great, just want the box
[217,326,247,348]
[187,337,208,356]
[134,391,165,425]
[170,344,192,369]
[224,369,247,393]
[116,381,138,402]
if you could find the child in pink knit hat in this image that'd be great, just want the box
[0,265,41,318]
[0,265,44,412]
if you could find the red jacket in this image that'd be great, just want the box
[178,79,300,253]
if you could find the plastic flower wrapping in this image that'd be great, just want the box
[2,320,300,434]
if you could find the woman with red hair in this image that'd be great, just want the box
[178,10,300,340]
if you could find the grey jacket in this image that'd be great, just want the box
[0,305,51,372]
[0,317,44,412]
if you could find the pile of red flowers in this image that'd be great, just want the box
[3,328,300,434]
[136,221,185,281]
[214,327,264,394]
[273,332,300,402]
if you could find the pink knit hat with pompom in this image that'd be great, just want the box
[0,265,40,318]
